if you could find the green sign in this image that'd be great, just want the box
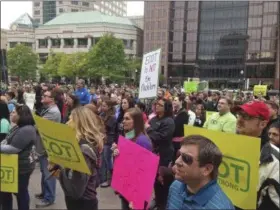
[184,81,198,93]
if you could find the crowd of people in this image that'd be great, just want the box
[0,79,279,210]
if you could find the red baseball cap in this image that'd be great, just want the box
[235,101,270,121]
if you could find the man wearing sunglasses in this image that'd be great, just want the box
[167,135,234,210]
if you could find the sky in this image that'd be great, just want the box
[1,1,144,29]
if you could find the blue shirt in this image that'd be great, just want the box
[167,180,234,210]
[75,88,90,105]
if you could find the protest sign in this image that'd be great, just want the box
[0,154,18,193]
[24,93,36,110]
[138,49,161,99]
[184,126,260,209]
[111,136,159,209]
[253,85,267,96]
[206,111,217,121]
[34,116,91,174]
[184,81,198,93]
[197,81,209,91]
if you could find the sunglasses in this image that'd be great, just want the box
[180,153,196,165]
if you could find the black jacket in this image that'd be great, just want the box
[147,116,175,166]
[173,108,189,138]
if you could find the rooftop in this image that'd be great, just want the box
[10,13,36,29]
[43,11,137,28]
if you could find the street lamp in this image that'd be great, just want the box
[240,70,245,90]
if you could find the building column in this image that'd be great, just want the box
[47,38,52,49]
[60,38,64,48]
[36,40,39,49]
[87,37,92,49]
[74,38,78,48]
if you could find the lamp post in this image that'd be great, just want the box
[169,76,172,87]
[240,70,244,90]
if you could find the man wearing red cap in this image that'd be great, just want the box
[234,101,279,210]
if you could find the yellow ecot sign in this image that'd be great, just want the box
[184,126,260,210]
[253,85,267,96]
[34,116,91,175]
[0,154,18,193]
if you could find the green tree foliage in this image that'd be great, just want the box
[7,44,38,81]
[58,52,88,78]
[87,33,126,82]
[41,52,64,77]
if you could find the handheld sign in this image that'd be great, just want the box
[138,49,161,99]
[253,85,267,97]
[0,154,18,193]
[111,136,159,210]
[184,126,260,210]
[34,116,91,174]
[184,81,198,93]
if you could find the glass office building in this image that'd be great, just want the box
[144,1,280,88]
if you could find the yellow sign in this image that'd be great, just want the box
[0,154,18,193]
[253,85,267,96]
[206,111,217,121]
[184,126,260,210]
[34,116,91,175]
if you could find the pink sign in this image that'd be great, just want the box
[111,136,159,210]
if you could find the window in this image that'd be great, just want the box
[34,10,40,15]
[34,2,40,7]
[71,1,78,5]
[249,5,262,16]
[59,8,63,13]
[262,27,277,38]
[264,2,278,13]
[248,40,260,51]
[248,17,262,28]
[34,18,40,24]
[38,39,47,48]
[51,39,61,48]
[82,2,89,7]
[59,1,63,4]
[71,9,79,12]
[263,15,278,26]
[64,39,74,48]
[248,29,261,39]
[78,38,88,47]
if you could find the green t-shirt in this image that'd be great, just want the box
[203,112,237,133]
[0,118,10,134]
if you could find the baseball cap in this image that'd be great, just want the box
[234,101,270,121]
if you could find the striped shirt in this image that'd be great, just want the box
[167,180,234,210]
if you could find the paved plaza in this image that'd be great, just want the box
[13,167,121,210]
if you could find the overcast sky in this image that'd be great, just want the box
[1,1,144,29]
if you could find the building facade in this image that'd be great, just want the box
[1,29,8,50]
[33,11,143,63]
[33,0,127,25]
[144,1,280,89]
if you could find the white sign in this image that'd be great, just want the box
[138,49,161,99]
[24,93,36,111]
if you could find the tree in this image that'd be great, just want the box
[126,57,142,83]
[58,52,89,79]
[87,33,127,82]
[41,52,64,78]
[7,44,38,82]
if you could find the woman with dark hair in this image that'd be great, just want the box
[17,88,25,105]
[135,101,148,123]
[63,94,80,123]
[34,85,43,115]
[99,99,117,188]
[112,107,152,210]
[194,103,206,128]
[145,98,175,210]
[0,100,10,142]
[116,97,135,141]
[0,105,37,210]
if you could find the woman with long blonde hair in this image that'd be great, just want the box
[59,106,104,210]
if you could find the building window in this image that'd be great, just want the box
[34,10,40,15]
[82,2,89,7]
[59,1,63,4]
[51,39,61,48]
[34,2,40,7]
[71,1,78,5]
[59,8,64,13]
[77,38,88,47]
[64,39,74,48]
[34,18,41,24]
[38,39,47,48]
[71,9,79,12]
[9,42,18,48]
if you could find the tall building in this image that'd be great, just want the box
[144,1,280,89]
[33,0,127,25]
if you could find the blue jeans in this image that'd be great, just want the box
[39,155,56,203]
[0,172,32,210]
[99,145,113,183]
